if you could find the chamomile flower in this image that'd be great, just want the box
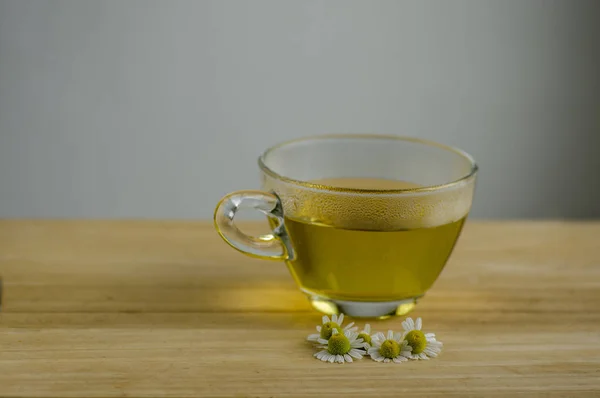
[357,324,373,348]
[307,313,357,342]
[368,330,412,363]
[314,329,366,364]
[401,317,443,360]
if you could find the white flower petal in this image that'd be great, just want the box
[372,355,384,362]
[344,354,353,363]
[419,353,429,360]
[364,324,371,334]
[328,355,336,363]
[344,321,355,331]
[415,317,422,330]
[393,332,402,342]
[387,330,394,340]
[351,341,365,349]
[425,332,435,339]
[372,353,382,360]
[393,356,407,363]
[427,344,442,353]
[344,329,356,339]
[335,354,343,363]
[370,341,381,349]
[322,315,330,324]
[338,313,344,325]
[317,338,328,345]
[424,349,438,358]
[383,358,391,363]
[428,341,443,348]
[331,314,338,324]
[349,348,364,359]
[307,334,320,342]
[401,319,409,331]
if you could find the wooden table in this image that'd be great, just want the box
[1,221,599,397]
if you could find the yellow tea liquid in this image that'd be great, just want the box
[282,178,466,302]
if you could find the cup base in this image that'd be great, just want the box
[307,294,420,319]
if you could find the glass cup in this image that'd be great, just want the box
[214,134,478,318]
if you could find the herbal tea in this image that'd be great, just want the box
[215,135,477,316]
[282,178,466,302]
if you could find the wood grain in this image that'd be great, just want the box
[1,220,599,397]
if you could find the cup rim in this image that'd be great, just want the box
[258,134,478,194]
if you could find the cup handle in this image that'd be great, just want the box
[213,190,293,260]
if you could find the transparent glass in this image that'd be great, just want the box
[214,134,478,318]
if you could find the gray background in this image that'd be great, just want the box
[1,0,599,219]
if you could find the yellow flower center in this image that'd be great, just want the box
[327,333,351,355]
[379,339,400,358]
[320,322,341,340]
[405,330,427,354]
[358,332,371,345]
